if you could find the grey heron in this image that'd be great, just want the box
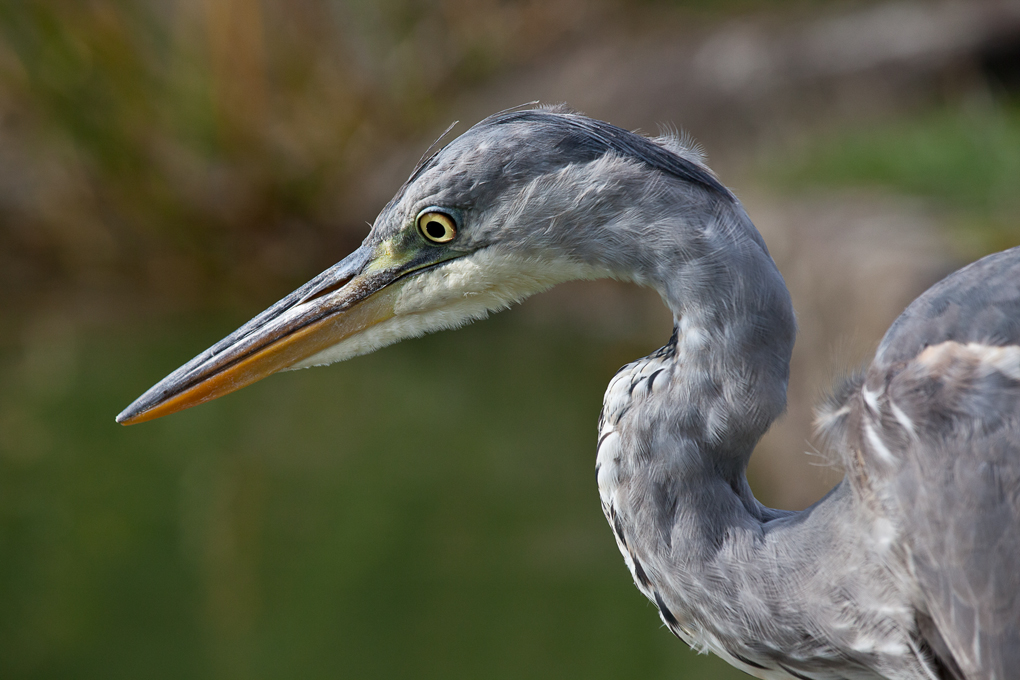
[117,106,1019,680]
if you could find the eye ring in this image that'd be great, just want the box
[417,210,457,244]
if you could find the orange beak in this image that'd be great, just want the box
[116,245,406,425]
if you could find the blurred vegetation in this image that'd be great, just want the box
[0,0,860,319]
[0,0,615,314]
[772,100,1020,255]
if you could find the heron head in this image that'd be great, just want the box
[117,106,726,424]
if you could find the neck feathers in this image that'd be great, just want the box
[593,188,802,657]
[615,191,796,477]
[595,187,795,551]
[535,158,796,466]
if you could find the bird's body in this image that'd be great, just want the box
[595,250,1020,679]
[599,351,924,680]
[118,106,1020,680]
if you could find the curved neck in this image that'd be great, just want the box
[579,171,925,677]
[592,180,803,580]
[591,187,841,665]
[595,184,797,483]
[510,159,797,478]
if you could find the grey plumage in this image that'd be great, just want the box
[118,105,1020,680]
[818,250,1020,680]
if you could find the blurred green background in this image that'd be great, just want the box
[1,1,1019,678]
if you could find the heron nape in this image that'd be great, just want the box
[118,105,1019,680]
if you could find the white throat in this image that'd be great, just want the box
[291,249,607,370]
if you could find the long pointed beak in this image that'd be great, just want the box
[117,244,405,425]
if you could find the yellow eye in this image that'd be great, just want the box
[417,211,457,243]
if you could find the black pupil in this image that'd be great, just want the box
[425,219,447,239]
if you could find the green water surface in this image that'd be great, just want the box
[0,311,746,680]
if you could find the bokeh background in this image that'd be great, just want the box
[2,1,1019,678]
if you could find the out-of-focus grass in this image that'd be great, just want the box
[0,310,746,680]
[0,0,611,308]
[640,0,843,13]
[769,101,1020,255]
[0,0,862,315]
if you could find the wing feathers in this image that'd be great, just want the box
[819,247,1020,680]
